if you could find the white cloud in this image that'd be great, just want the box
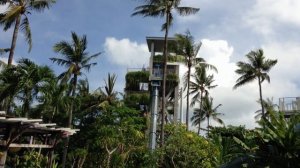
[180,39,300,129]
[198,39,259,128]
[0,4,8,13]
[104,37,149,67]
[245,0,300,34]
[178,39,258,129]
[262,42,300,98]
[199,39,235,87]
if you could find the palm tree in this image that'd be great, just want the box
[50,32,101,127]
[190,65,217,134]
[16,58,55,117]
[0,0,55,65]
[0,58,54,117]
[194,96,223,135]
[0,64,19,113]
[255,98,278,120]
[99,73,118,106]
[191,106,205,134]
[36,80,72,123]
[175,31,217,129]
[231,110,300,167]
[192,96,223,135]
[132,0,199,144]
[234,49,277,118]
[50,32,101,168]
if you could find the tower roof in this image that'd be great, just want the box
[146,37,177,52]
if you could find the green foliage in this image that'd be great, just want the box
[125,71,149,91]
[69,105,147,167]
[254,111,300,167]
[209,126,253,166]
[98,73,119,106]
[223,111,300,168]
[15,151,48,168]
[124,93,150,110]
[166,73,178,81]
[158,124,219,168]
[153,55,185,63]
[0,58,56,116]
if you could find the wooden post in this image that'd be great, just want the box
[0,149,8,168]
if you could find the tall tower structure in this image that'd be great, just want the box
[146,37,181,150]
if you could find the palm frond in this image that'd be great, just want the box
[49,57,71,67]
[176,7,199,16]
[1,4,21,31]
[132,4,165,18]
[233,74,256,89]
[30,0,55,12]
[197,62,218,73]
[235,48,277,90]
[81,62,97,72]
[19,16,32,52]
[81,52,102,66]
[53,41,74,57]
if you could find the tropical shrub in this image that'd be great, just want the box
[158,124,219,168]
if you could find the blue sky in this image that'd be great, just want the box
[1,0,300,128]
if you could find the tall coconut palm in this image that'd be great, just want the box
[234,49,277,118]
[132,0,199,145]
[175,31,217,129]
[0,0,55,65]
[190,65,217,134]
[50,32,101,168]
[50,32,101,127]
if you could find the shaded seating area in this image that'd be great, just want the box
[0,111,78,167]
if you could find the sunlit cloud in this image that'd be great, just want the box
[104,37,149,67]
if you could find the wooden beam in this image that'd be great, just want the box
[9,143,53,148]
[38,123,57,127]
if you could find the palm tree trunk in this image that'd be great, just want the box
[207,116,210,136]
[69,74,77,127]
[8,14,21,66]
[197,122,201,135]
[258,76,265,118]
[24,89,30,118]
[161,10,170,147]
[62,74,78,168]
[186,64,191,130]
[197,91,203,135]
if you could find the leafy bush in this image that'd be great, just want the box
[158,124,219,168]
